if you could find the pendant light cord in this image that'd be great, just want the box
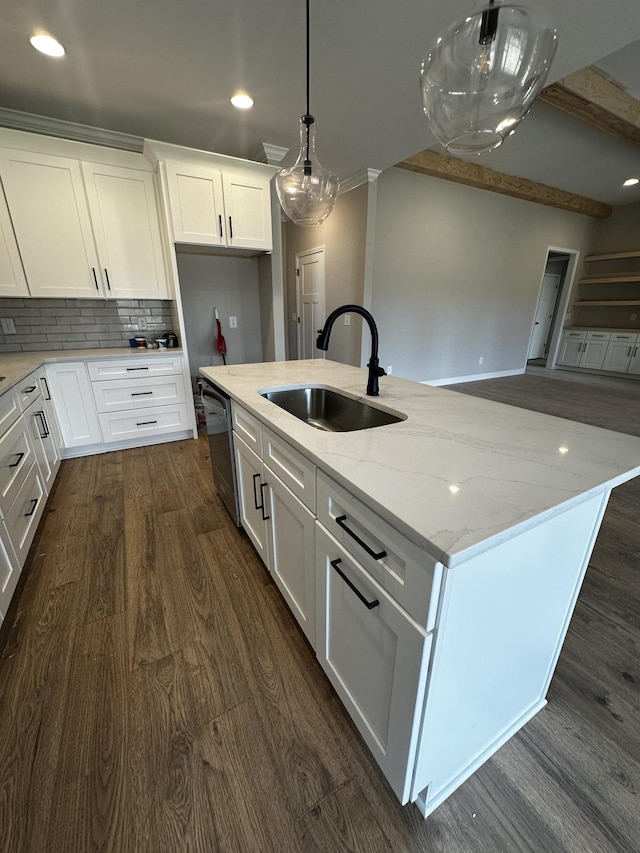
[306,0,310,118]
[302,0,313,173]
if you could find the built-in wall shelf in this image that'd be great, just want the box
[585,250,640,262]
[580,276,640,285]
[572,249,640,333]
[574,300,640,307]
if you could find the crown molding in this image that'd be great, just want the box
[254,142,289,166]
[0,107,143,152]
[338,168,381,196]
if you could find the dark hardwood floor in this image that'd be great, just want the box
[1,368,639,852]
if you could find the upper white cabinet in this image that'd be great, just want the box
[0,147,169,300]
[0,181,28,297]
[165,162,272,252]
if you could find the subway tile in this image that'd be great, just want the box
[109,323,137,332]
[21,342,64,351]
[140,300,167,309]
[14,316,43,327]
[112,299,139,308]
[98,339,128,348]
[129,308,151,316]
[47,332,86,342]
[116,309,132,318]
[11,333,48,343]
[0,299,27,308]
[72,299,109,308]
[62,340,99,349]
[69,324,110,333]
[50,308,83,318]
[0,343,20,352]
[42,325,72,334]
[28,299,68,309]
[3,307,42,317]
[85,331,125,341]
[80,307,119,317]
[62,314,103,325]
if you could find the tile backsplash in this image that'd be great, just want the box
[0,298,176,352]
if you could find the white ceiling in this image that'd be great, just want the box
[1,0,640,207]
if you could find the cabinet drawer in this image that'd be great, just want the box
[232,403,262,456]
[98,403,191,443]
[610,332,638,343]
[262,426,315,512]
[585,331,610,342]
[0,388,20,435]
[87,356,184,381]
[562,330,585,340]
[0,525,19,619]
[4,463,45,567]
[16,372,42,410]
[92,375,187,413]
[317,470,440,628]
[0,416,36,518]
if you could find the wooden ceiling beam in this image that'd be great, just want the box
[539,67,640,153]
[396,150,612,219]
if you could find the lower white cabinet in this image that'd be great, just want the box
[234,433,270,565]
[45,361,102,448]
[557,330,610,369]
[315,524,431,803]
[98,403,191,443]
[24,394,60,494]
[0,522,19,619]
[557,330,585,367]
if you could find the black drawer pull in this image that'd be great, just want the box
[334,515,387,560]
[24,498,39,518]
[41,376,51,400]
[259,482,270,520]
[330,558,379,610]
[126,367,150,371]
[252,472,261,510]
[23,385,37,394]
[9,452,25,468]
[36,411,50,438]
[131,391,153,396]
[136,420,157,426]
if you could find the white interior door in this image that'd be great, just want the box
[528,273,561,359]
[296,248,325,359]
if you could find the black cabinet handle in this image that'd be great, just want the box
[24,498,39,518]
[252,472,261,510]
[228,216,233,239]
[126,367,149,371]
[259,482,270,520]
[92,267,99,290]
[104,268,111,291]
[131,391,153,397]
[330,558,379,610]
[23,385,37,394]
[41,376,51,400]
[36,411,50,438]
[9,452,25,468]
[334,515,387,560]
[633,347,638,358]
[136,420,157,426]
[218,214,223,238]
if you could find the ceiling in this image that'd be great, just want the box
[1,0,640,208]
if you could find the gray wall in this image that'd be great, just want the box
[590,201,640,252]
[369,168,597,383]
[176,252,263,378]
[285,183,369,366]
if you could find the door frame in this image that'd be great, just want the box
[527,272,562,360]
[295,246,326,360]
[529,247,580,370]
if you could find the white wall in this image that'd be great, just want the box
[370,168,598,383]
[176,252,263,378]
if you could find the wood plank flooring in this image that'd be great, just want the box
[0,368,639,852]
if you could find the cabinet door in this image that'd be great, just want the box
[0,525,19,620]
[557,335,584,367]
[165,163,226,246]
[316,524,431,804]
[579,339,608,370]
[265,471,316,647]
[82,162,168,299]
[234,433,269,564]
[44,362,102,449]
[24,401,60,494]
[603,339,634,372]
[0,149,101,298]
[628,342,640,375]
[0,181,29,297]
[222,172,273,252]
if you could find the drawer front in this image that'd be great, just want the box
[16,372,42,410]
[563,330,585,341]
[0,388,20,435]
[0,416,36,517]
[610,332,638,343]
[4,463,45,567]
[316,470,440,628]
[87,356,184,381]
[0,525,19,617]
[98,403,191,443]
[232,403,262,456]
[92,376,187,413]
[262,425,315,512]
[585,331,611,342]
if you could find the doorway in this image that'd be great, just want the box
[528,272,561,360]
[528,248,579,368]
[295,247,325,359]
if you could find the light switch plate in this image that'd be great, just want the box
[229,316,238,328]
[1,318,16,334]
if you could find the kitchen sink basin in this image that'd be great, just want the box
[260,386,406,432]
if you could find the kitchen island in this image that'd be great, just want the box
[200,359,640,816]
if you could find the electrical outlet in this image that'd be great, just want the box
[229,316,238,328]
[138,317,147,330]
[631,313,638,321]
[478,356,484,365]
[344,314,351,326]
[387,365,392,375]
[1,318,16,334]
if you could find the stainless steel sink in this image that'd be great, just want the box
[261,386,406,432]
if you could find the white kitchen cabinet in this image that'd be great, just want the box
[0,180,29,297]
[0,148,169,299]
[234,433,269,564]
[24,395,60,494]
[165,162,272,252]
[602,332,637,372]
[628,339,640,375]
[81,162,168,298]
[0,148,101,298]
[556,330,585,367]
[44,362,103,449]
[316,524,432,803]
[0,525,19,622]
[0,413,36,518]
[579,330,610,370]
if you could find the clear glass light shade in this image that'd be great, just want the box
[421,2,558,155]
[275,118,339,227]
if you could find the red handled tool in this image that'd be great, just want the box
[215,307,227,364]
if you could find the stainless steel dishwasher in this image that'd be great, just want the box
[201,378,241,526]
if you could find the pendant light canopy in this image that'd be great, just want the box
[420,1,558,156]
[275,0,339,227]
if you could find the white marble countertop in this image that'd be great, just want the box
[200,359,640,567]
[0,347,184,394]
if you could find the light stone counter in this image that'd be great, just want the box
[0,347,184,395]
[200,359,640,567]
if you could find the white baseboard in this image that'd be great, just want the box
[422,368,524,387]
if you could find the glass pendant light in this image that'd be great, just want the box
[420,1,558,156]
[275,0,339,226]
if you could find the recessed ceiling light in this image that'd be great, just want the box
[230,92,254,110]
[30,33,65,57]
[623,177,639,187]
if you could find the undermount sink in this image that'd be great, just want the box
[261,386,406,432]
